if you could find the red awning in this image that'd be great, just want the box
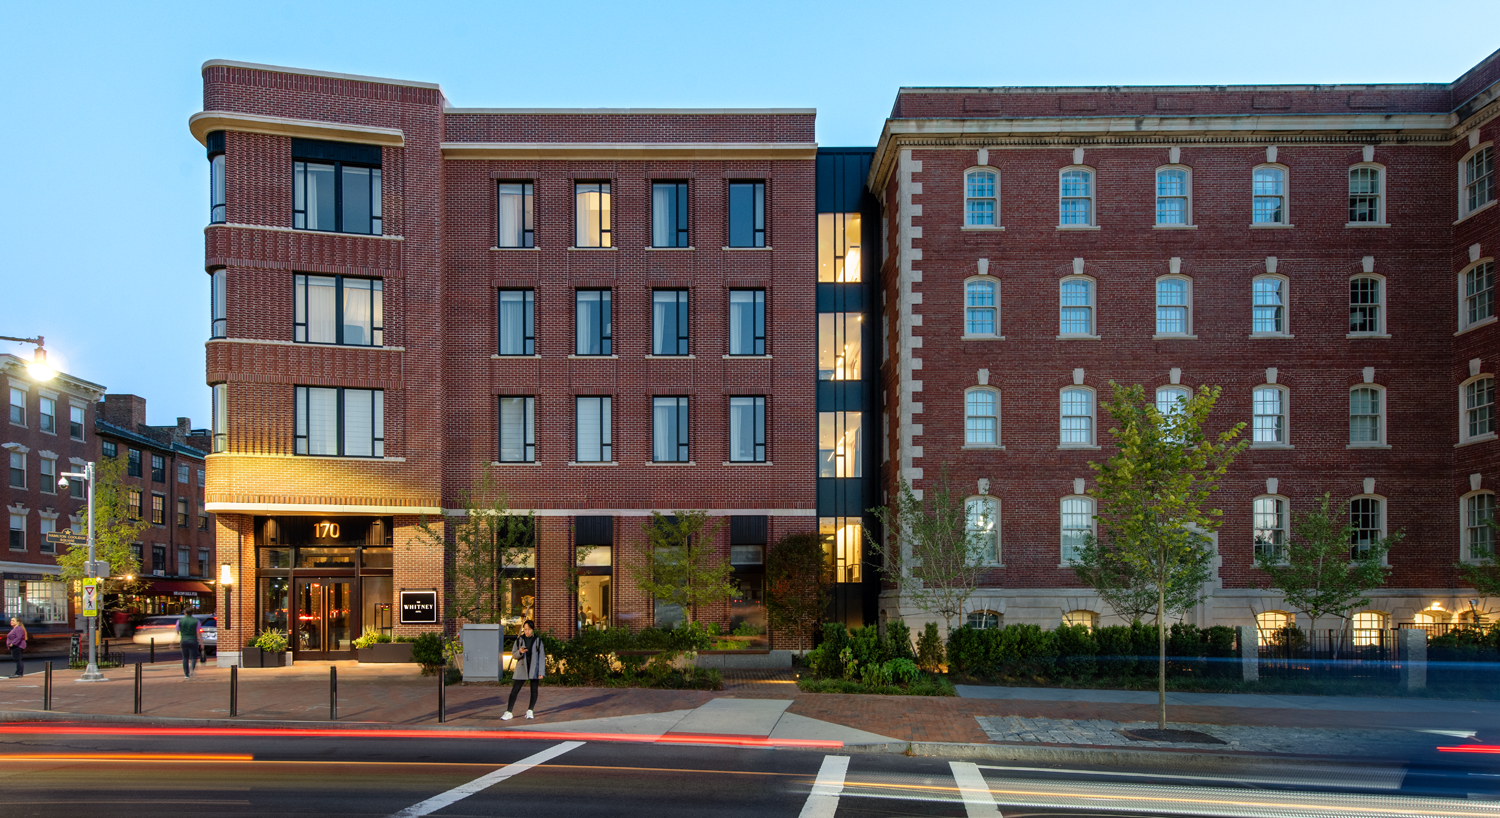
[136,579,215,597]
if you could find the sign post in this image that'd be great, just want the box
[81,579,98,617]
[57,462,105,681]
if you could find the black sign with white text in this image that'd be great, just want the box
[399,590,438,624]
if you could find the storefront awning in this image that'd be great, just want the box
[134,579,215,598]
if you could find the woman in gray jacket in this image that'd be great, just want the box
[501,619,545,720]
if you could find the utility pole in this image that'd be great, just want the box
[59,462,105,681]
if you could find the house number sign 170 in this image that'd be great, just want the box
[315,522,341,538]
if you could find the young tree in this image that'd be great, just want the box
[1073,383,1247,731]
[1257,493,1401,643]
[417,466,535,625]
[764,531,833,650]
[53,454,145,607]
[1456,517,1500,600]
[869,470,991,636]
[634,511,734,626]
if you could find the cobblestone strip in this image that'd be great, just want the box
[975,715,1450,756]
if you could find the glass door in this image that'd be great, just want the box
[294,578,356,659]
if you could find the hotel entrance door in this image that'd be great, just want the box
[294,578,355,660]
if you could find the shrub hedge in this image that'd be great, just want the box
[946,620,1239,681]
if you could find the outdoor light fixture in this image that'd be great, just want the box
[221,562,233,631]
[220,562,233,585]
[1,335,54,382]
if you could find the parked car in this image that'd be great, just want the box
[131,614,217,654]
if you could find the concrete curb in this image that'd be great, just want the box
[842,740,1404,769]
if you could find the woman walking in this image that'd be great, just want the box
[6,617,27,679]
[501,620,545,721]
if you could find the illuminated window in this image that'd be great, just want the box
[1063,610,1098,629]
[965,170,997,226]
[1351,611,1389,646]
[817,313,861,381]
[574,182,612,247]
[1255,611,1291,646]
[820,517,863,583]
[818,412,862,478]
[1059,168,1094,226]
[1155,167,1189,225]
[966,497,1000,564]
[1253,496,1287,563]
[817,212,861,282]
[1252,165,1286,224]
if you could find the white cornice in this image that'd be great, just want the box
[0,356,106,401]
[202,60,441,91]
[205,502,439,515]
[189,111,405,148]
[441,142,816,161]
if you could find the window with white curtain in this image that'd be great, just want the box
[728,290,766,355]
[1156,167,1189,225]
[965,169,997,226]
[653,397,689,462]
[1059,168,1094,225]
[497,289,535,355]
[295,386,384,458]
[653,290,690,355]
[652,181,689,247]
[575,290,612,355]
[966,279,998,335]
[1060,388,1094,445]
[574,182,612,247]
[498,396,535,463]
[496,182,534,248]
[576,396,612,462]
[211,383,227,453]
[294,275,383,346]
[211,268,227,338]
[729,397,766,462]
[293,153,381,235]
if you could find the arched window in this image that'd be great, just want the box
[1252,385,1288,445]
[1059,277,1095,336]
[967,610,1002,630]
[966,496,1000,565]
[965,278,999,336]
[1349,385,1385,446]
[1060,496,1095,563]
[1349,495,1385,557]
[1349,275,1384,336]
[1059,167,1094,226]
[1463,490,1495,562]
[1348,164,1384,224]
[1255,610,1292,646]
[1252,275,1288,335]
[1252,165,1288,224]
[1156,386,1190,417]
[1155,276,1191,336]
[1060,387,1095,446]
[1155,167,1190,225]
[1461,143,1494,219]
[1462,260,1495,331]
[1063,610,1099,630]
[1351,610,1389,646]
[965,169,999,226]
[1253,495,1288,562]
[965,387,999,447]
[1462,374,1495,443]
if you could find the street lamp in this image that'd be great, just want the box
[220,562,234,631]
[58,462,106,681]
[1,335,54,382]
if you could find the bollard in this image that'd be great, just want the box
[330,666,337,721]
[133,663,142,715]
[149,639,155,664]
[438,662,446,723]
[230,665,238,717]
[43,663,51,711]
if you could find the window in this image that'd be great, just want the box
[965,388,999,446]
[293,386,384,457]
[7,513,22,551]
[728,290,766,355]
[1156,386,1190,419]
[1252,276,1287,334]
[820,517,862,583]
[177,498,189,528]
[294,274,383,346]
[818,313,861,380]
[1252,165,1287,224]
[1059,277,1095,335]
[1156,167,1190,225]
[1463,145,1494,218]
[966,279,999,336]
[1466,492,1496,561]
[177,545,189,576]
[1156,277,1190,335]
[1349,387,1384,445]
[210,152,225,224]
[575,290,612,355]
[497,289,535,355]
[211,268,227,338]
[198,548,209,576]
[150,494,165,526]
[1060,388,1095,446]
[652,181,689,247]
[1253,496,1287,562]
[152,544,166,574]
[652,397,689,462]
[817,212,861,281]
[211,383,227,454]
[178,463,189,484]
[1351,611,1390,646]
[1256,611,1291,645]
[198,469,204,488]
[69,405,84,440]
[818,412,862,478]
[151,454,165,483]
[102,440,117,459]
[1061,496,1095,563]
[199,511,209,532]
[575,396,612,462]
[498,396,536,463]
[1349,276,1383,335]
[496,182,535,248]
[729,397,766,462]
[127,449,141,477]
[1253,387,1287,445]
[38,517,54,554]
[965,169,998,226]
[574,181,612,247]
[652,290,689,356]
[3,579,66,624]
[1348,166,1383,223]
[1349,497,1383,557]
[9,387,23,426]
[39,457,55,495]
[38,397,54,434]
[1063,610,1099,630]
[1464,261,1495,329]
[966,497,1000,564]
[728,182,766,247]
[127,489,142,521]
[1465,376,1495,441]
[1059,168,1093,225]
[293,147,381,235]
[71,470,84,499]
[8,452,23,488]
[967,610,1001,630]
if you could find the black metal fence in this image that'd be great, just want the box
[1255,628,1401,679]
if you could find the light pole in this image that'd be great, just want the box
[58,462,105,681]
[1,335,55,382]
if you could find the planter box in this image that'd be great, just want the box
[357,642,414,664]
[242,647,291,668]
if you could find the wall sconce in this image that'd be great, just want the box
[220,562,233,630]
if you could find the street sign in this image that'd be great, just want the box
[44,531,86,548]
[81,579,98,617]
[86,560,110,578]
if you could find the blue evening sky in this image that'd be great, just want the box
[2,0,1495,426]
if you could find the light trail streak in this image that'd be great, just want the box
[0,753,253,762]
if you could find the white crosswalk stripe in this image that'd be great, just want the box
[951,761,1004,817]
[799,754,850,818]
[388,740,584,818]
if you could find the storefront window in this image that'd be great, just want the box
[360,575,393,637]
[296,548,356,569]
[260,549,291,569]
[502,576,535,634]
[260,577,289,633]
[4,579,67,624]
[577,575,611,630]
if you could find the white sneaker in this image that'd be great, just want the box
[501,712,513,721]
[525,710,534,719]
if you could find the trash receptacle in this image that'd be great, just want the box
[460,624,502,682]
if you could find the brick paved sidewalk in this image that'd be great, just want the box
[976,716,1449,757]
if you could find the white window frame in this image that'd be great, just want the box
[1058,166,1096,228]
[1460,259,1496,333]
[1348,274,1387,337]
[963,386,1001,449]
[1059,386,1097,448]
[1255,610,1293,645]
[9,451,25,490]
[1251,384,1290,448]
[1348,384,1387,447]
[1251,163,1290,226]
[1060,495,1095,566]
[1250,274,1291,337]
[1460,373,1496,444]
[1461,490,1496,564]
[963,167,1001,229]
[966,610,1002,630]
[963,276,1001,339]
[1062,609,1099,629]
[1348,494,1387,560]
[1460,143,1495,221]
[39,456,56,495]
[965,495,1001,566]
[1253,494,1290,564]
[1154,165,1192,227]
[1058,275,1098,339]
[1154,274,1193,338]
[1346,163,1386,226]
[1155,385,1191,421]
[8,512,24,552]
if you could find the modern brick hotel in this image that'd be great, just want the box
[195,51,1499,660]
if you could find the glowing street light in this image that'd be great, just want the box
[1,335,54,382]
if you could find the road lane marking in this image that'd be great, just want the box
[799,754,849,818]
[389,740,583,818]
[951,761,1003,817]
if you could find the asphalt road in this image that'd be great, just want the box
[0,724,1497,817]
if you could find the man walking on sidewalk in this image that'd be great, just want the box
[178,610,202,679]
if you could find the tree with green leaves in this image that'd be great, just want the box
[634,511,734,626]
[417,466,535,625]
[869,470,991,636]
[764,531,833,650]
[53,454,145,609]
[1072,383,1247,730]
[1257,493,1401,646]
[1456,517,1500,600]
